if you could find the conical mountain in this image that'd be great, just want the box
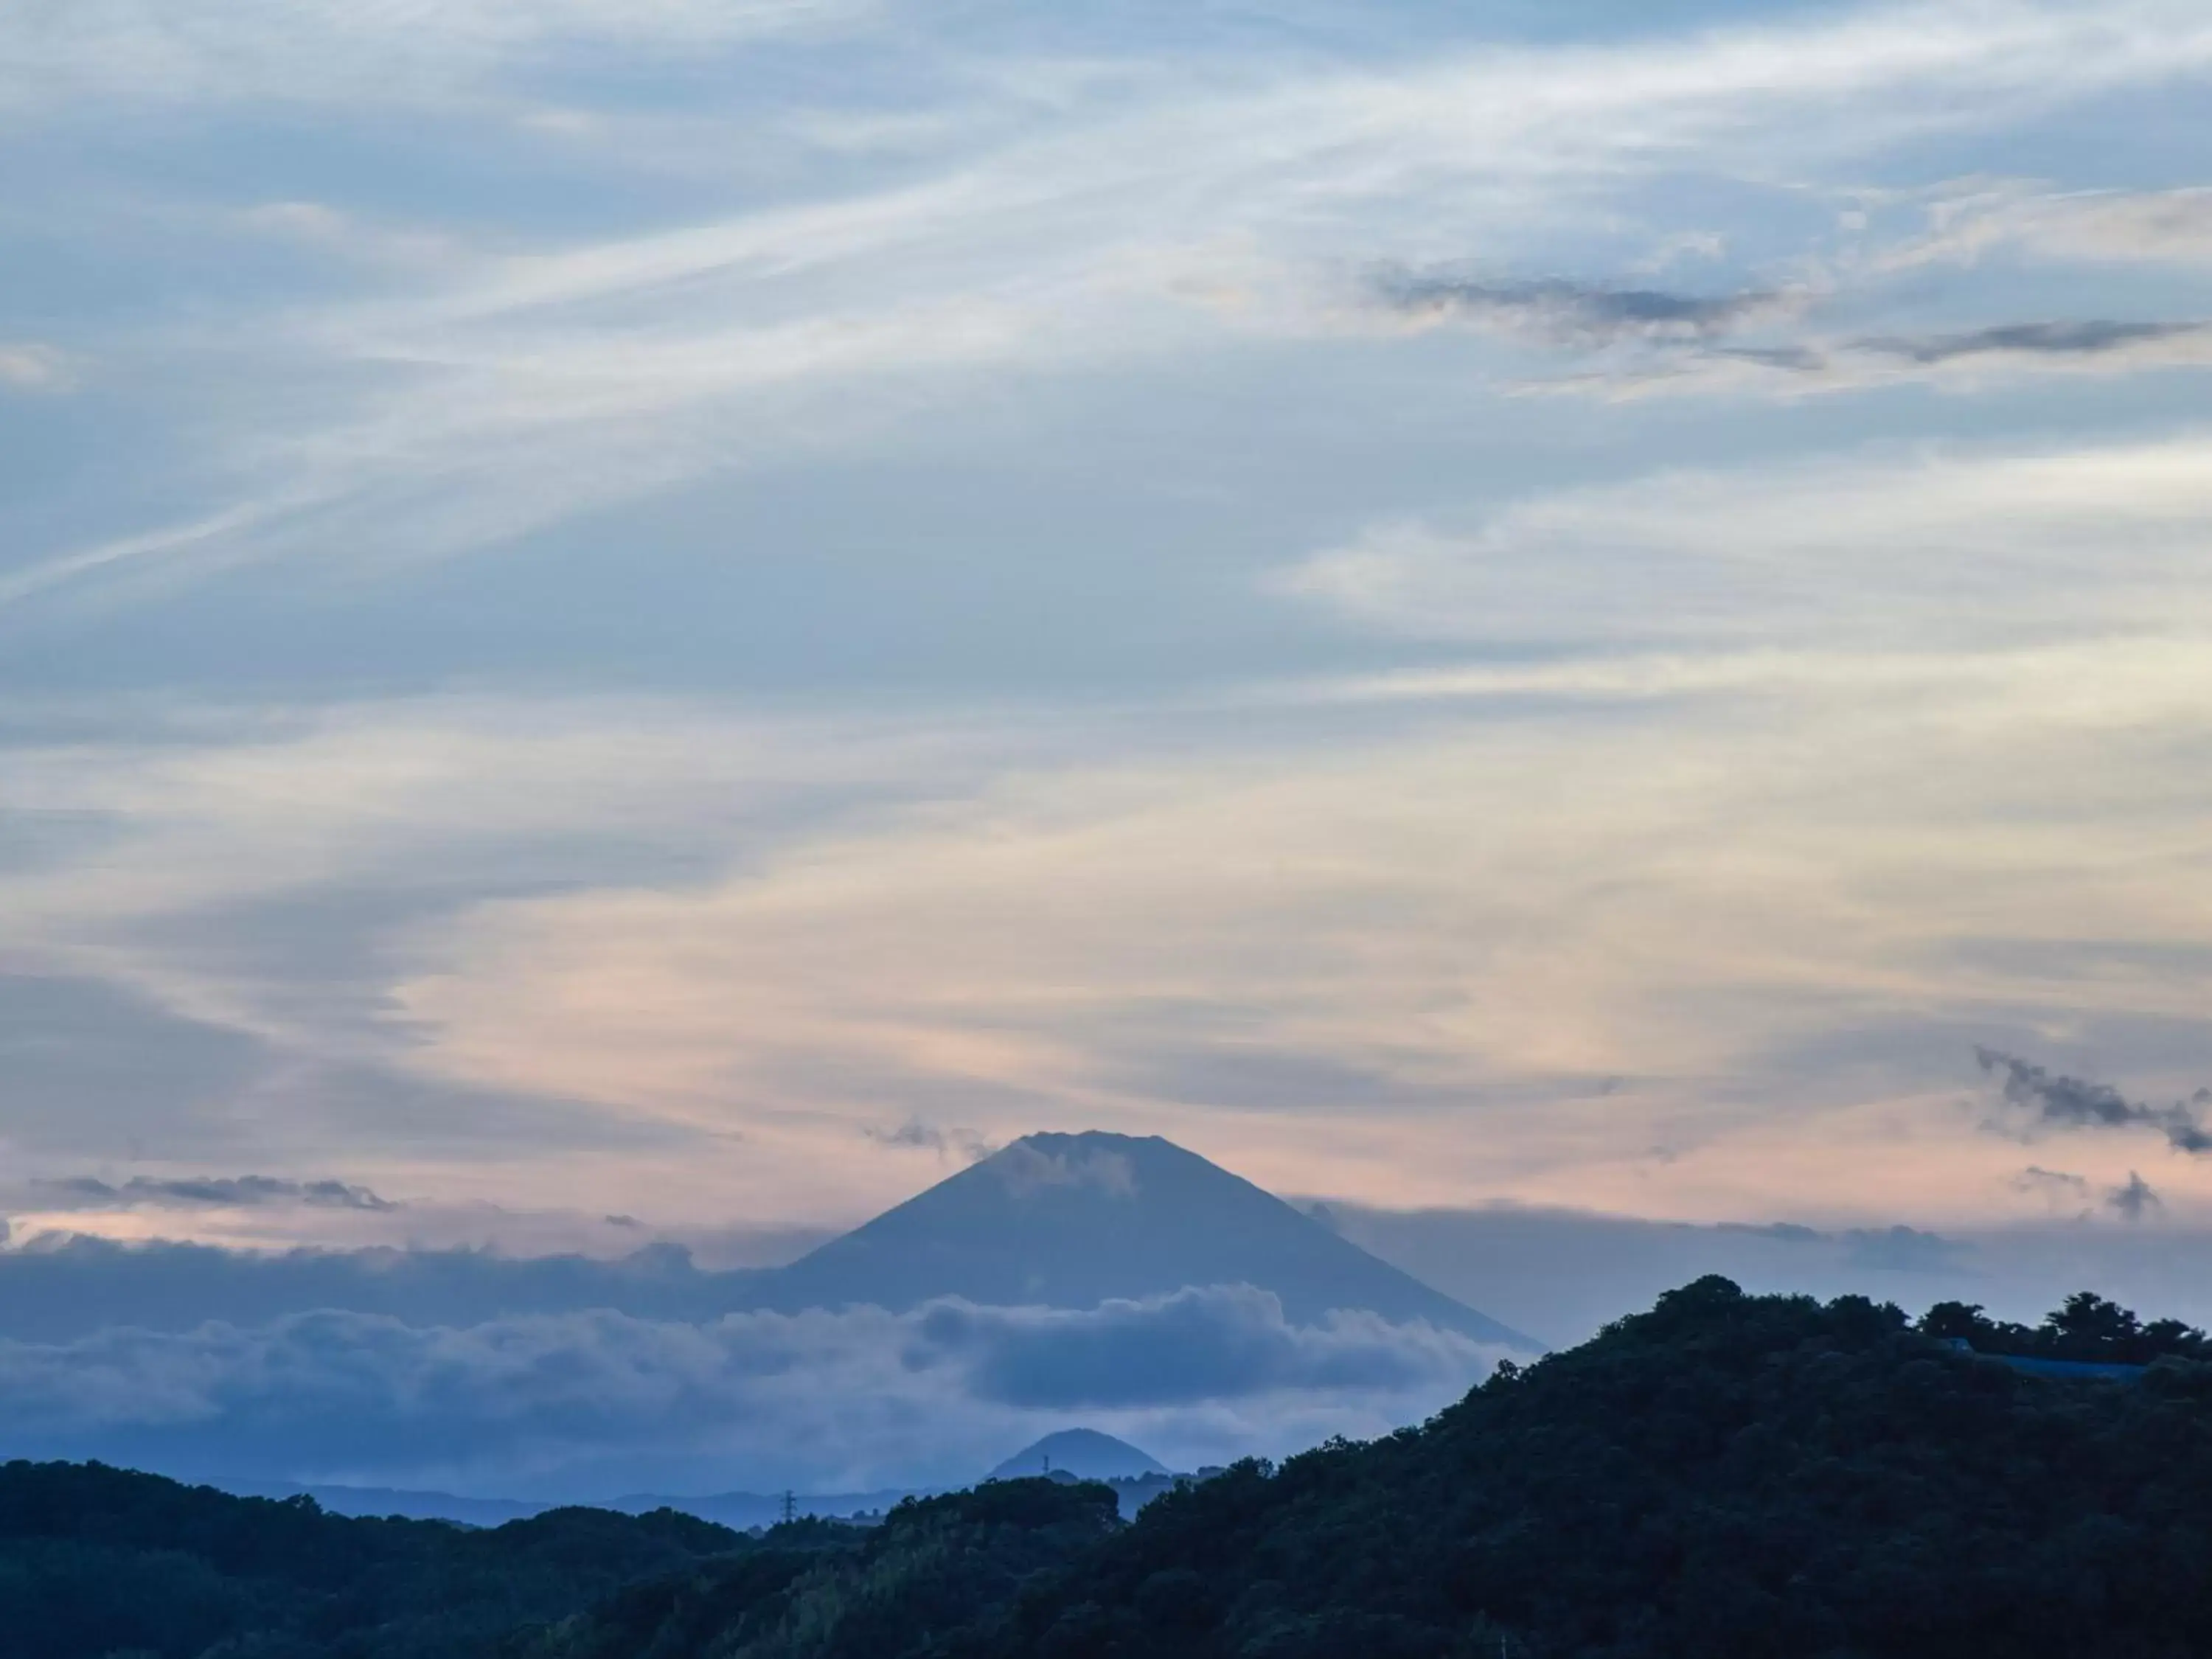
[758,1131,1536,1350]
[989,1429,1166,1483]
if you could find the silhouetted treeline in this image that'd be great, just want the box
[511,1478,1120,1659]
[1921,1287,2208,1365]
[12,1281,2212,1658]
[0,1460,760,1658]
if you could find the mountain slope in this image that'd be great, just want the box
[757,1132,1535,1349]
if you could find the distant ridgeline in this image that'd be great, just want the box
[12,1279,2212,1658]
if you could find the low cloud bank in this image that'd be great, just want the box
[0,1286,1500,1498]
[919,1287,1481,1408]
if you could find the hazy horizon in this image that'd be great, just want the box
[4,1128,2211,1498]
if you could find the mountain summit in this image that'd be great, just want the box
[760,1131,1536,1349]
[988,1429,1166,1484]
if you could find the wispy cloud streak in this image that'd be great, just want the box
[29,1175,397,1212]
[14,0,2212,605]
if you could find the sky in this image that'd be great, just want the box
[10,0,2212,1259]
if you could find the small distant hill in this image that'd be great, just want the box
[209,1475,544,1526]
[207,1478,925,1531]
[757,1130,1537,1349]
[989,1429,1166,1483]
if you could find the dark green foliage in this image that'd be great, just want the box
[0,1458,1116,1659]
[512,1477,1121,1659]
[0,1460,759,1659]
[1919,1290,2208,1365]
[954,1278,2212,1659]
[14,1281,2212,1659]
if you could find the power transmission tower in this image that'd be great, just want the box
[780,1489,796,1526]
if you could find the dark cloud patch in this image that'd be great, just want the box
[1857,319,2206,364]
[31,1175,397,1212]
[1368,266,1785,346]
[2107,1172,2163,1222]
[1975,1048,2212,1154]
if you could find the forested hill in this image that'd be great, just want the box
[0,1461,764,1658]
[956,1279,2212,1659]
[0,1454,1122,1659]
[13,1280,2212,1658]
